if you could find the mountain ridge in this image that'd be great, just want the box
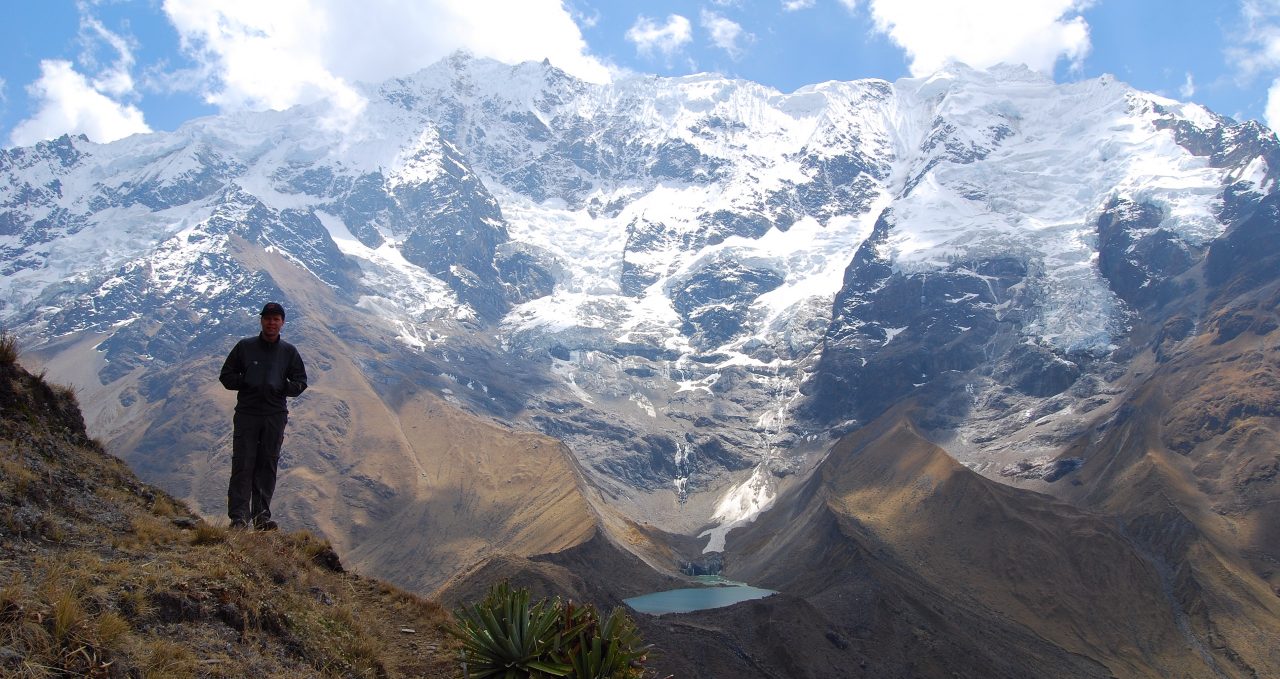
[4,54,1280,677]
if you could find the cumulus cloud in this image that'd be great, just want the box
[10,60,151,145]
[865,0,1092,76]
[783,0,817,10]
[1180,72,1196,98]
[1230,0,1280,131]
[9,8,151,146]
[701,10,753,60]
[1268,80,1280,132]
[162,0,364,122]
[161,0,612,123]
[626,14,694,60]
[1231,0,1280,77]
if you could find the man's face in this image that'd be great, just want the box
[260,313,284,340]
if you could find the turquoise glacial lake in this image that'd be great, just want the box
[624,579,777,615]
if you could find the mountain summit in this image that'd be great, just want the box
[3,55,1279,676]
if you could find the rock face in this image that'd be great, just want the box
[671,259,786,349]
[806,209,1031,424]
[1095,196,1198,309]
[3,54,1280,677]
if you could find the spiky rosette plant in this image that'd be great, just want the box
[449,582,577,678]
[448,582,651,679]
[559,602,650,679]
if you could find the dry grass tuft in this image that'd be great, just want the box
[149,494,182,519]
[0,330,17,366]
[50,589,85,644]
[189,521,226,546]
[340,632,387,676]
[95,610,130,650]
[111,514,183,550]
[142,638,197,678]
[1,455,37,504]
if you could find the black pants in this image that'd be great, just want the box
[228,411,287,524]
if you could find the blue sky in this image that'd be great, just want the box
[2,1,1278,148]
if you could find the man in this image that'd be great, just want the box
[219,302,308,530]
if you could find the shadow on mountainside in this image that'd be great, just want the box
[0,355,458,677]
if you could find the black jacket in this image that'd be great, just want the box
[219,334,308,415]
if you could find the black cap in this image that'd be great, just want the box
[260,302,286,318]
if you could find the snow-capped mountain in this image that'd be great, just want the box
[2,53,1276,554]
[7,52,1280,676]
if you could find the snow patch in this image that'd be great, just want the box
[699,465,776,553]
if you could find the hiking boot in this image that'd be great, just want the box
[229,519,250,530]
[255,519,279,532]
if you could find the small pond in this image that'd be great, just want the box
[624,577,777,615]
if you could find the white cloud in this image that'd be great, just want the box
[783,0,817,10]
[9,4,152,146]
[1267,79,1280,132]
[626,14,694,60]
[865,0,1092,76]
[1228,0,1280,131]
[162,0,363,119]
[79,13,139,97]
[10,60,151,145]
[161,0,612,122]
[1180,72,1196,98]
[572,5,601,30]
[701,11,753,60]
[1232,0,1280,78]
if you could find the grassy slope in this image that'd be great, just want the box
[0,357,459,678]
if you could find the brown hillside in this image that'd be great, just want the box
[0,357,459,677]
[434,529,683,608]
[344,389,599,593]
[1032,212,1280,678]
[1052,311,1280,677]
[724,408,1222,678]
